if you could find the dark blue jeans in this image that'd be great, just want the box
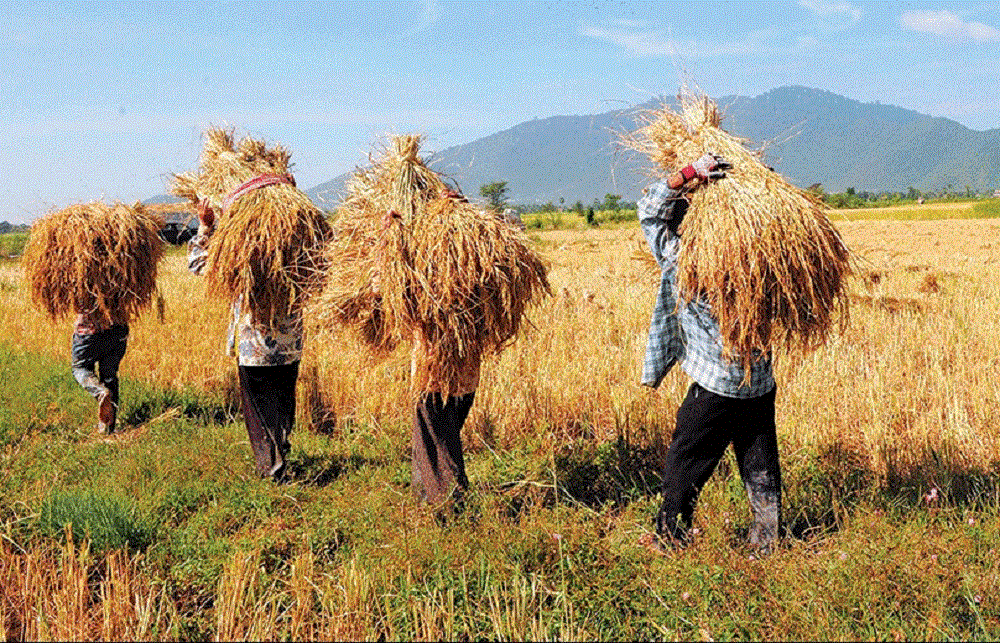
[71,324,129,405]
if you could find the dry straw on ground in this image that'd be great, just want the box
[171,127,333,326]
[311,134,550,395]
[623,90,853,372]
[21,201,165,325]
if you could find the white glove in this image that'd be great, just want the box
[682,153,731,181]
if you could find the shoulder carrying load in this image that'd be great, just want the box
[624,89,854,372]
[171,127,333,327]
[311,134,550,395]
[22,201,165,325]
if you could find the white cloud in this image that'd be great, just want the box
[580,25,676,57]
[900,10,1000,42]
[415,0,442,33]
[580,24,794,60]
[610,19,652,29]
[798,0,861,23]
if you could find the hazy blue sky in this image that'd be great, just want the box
[3,0,999,223]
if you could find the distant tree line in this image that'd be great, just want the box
[0,221,30,234]
[815,185,996,209]
[512,193,637,215]
[481,179,1000,220]
[477,181,642,226]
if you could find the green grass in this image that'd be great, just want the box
[831,198,1000,222]
[0,231,28,258]
[523,199,1000,228]
[37,488,156,553]
[522,209,638,230]
[972,199,1000,218]
[1,343,998,640]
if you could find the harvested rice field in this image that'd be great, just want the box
[1,211,998,640]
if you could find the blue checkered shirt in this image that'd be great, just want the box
[638,180,775,399]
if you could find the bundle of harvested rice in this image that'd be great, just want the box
[171,127,333,326]
[340,134,450,223]
[623,90,853,371]
[312,134,550,395]
[22,201,165,324]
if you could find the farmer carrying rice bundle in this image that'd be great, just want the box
[172,127,333,482]
[624,89,853,552]
[22,201,166,434]
[311,134,549,510]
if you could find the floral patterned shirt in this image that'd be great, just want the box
[188,231,303,366]
[73,310,128,335]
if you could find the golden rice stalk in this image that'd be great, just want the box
[21,201,165,324]
[311,135,550,395]
[340,134,450,223]
[623,90,853,372]
[170,127,332,326]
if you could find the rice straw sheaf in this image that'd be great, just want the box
[21,201,166,324]
[312,134,550,395]
[171,127,333,327]
[623,91,853,374]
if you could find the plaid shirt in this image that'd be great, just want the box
[638,180,775,399]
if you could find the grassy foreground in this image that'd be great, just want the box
[2,212,999,640]
[0,231,28,258]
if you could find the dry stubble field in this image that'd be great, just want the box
[0,209,998,640]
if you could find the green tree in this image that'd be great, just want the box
[602,193,623,211]
[480,181,509,212]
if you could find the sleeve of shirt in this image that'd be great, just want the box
[638,180,685,388]
[637,180,682,269]
[187,231,211,276]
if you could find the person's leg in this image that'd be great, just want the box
[95,325,129,431]
[238,362,299,479]
[71,330,115,432]
[71,332,105,398]
[732,387,781,552]
[270,361,299,480]
[656,382,734,543]
[444,391,474,503]
[412,391,474,506]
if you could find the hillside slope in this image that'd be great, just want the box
[310,87,1000,207]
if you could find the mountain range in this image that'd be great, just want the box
[146,86,999,210]
[305,86,1000,208]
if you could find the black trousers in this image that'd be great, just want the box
[71,324,129,405]
[656,382,781,545]
[412,391,475,506]
[238,361,299,479]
